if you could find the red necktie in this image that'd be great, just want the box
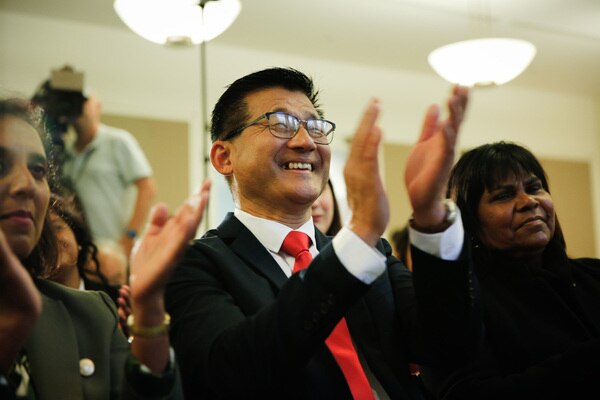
[281,231,375,400]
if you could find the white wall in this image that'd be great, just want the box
[1,10,599,254]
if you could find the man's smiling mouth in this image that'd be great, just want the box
[283,162,313,171]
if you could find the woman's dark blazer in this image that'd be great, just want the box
[24,279,180,400]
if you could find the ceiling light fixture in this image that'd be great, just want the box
[427,0,536,87]
[113,0,241,46]
[428,38,536,87]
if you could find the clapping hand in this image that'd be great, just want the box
[344,99,388,246]
[129,179,211,311]
[127,179,211,373]
[405,86,469,231]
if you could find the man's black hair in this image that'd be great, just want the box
[210,67,322,142]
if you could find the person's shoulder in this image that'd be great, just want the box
[98,123,136,143]
[36,279,117,316]
[570,257,600,269]
[168,229,237,278]
[173,214,249,264]
[186,229,229,254]
[36,278,83,299]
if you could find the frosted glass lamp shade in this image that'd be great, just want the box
[114,0,241,45]
[428,38,536,87]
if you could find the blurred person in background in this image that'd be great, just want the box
[46,193,121,304]
[311,179,342,235]
[32,65,156,257]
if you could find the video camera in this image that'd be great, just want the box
[31,66,87,193]
[31,65,87,139]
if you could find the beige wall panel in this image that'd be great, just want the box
[383,143,413,241]
[540,159,596,258]
[102,114,189,213]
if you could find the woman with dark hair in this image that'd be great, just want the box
[311,179,342,235]
[0,97,210,399]
[420,141,600,399]
[47,193,120,303]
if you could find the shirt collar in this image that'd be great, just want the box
[234,208,316,254]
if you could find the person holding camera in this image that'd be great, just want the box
[33,66,156,258]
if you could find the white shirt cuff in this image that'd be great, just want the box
[332,227,386,284]
[139,347,176,376]
[409,208,464,261]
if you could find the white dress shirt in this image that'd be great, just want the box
[234,208,464,284]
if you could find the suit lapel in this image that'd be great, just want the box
[216,213,289,290]
[26,286,83,399]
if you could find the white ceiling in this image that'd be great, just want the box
[2,0,600,99]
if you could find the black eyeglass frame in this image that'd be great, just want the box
[221,111,336,144]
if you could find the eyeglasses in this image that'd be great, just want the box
[223,112,336,144]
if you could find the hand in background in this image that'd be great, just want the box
[404,86,469,231]
[118,235,135,260]
[0,229,42,373]
[117,284,131,336]
[344,99,389,246]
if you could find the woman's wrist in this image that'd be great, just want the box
[130,294,166,326]
[411,199,457,233]
[127,313,170,339]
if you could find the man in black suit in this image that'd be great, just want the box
[165,67,476,399]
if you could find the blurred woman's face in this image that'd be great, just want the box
[477,173,555,257]
[311,183,335,233]
[0,116,50,260]
[49,212,79,272]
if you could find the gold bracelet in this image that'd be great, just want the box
[126,313,171,338]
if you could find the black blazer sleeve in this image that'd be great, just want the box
[406,244,480,365]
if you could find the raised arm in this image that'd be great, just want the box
[128,179,211,373]
[405,86,469,232]
[344,98,389,246]
[120,176,157,257]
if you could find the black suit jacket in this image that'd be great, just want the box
[166,213,477,399]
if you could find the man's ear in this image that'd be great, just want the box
[210,141,233,176]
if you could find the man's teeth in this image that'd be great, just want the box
[286,162,312,171]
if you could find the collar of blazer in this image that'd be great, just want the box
[26,280,85,399]
[211,212,331,290]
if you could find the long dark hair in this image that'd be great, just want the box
[447,141,566,252]
[325,180,342,236]
[0,98,59,276]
